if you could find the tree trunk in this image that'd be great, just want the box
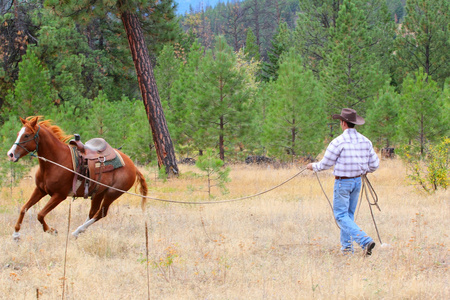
[291,119,296,163]
[420,113,424,155]
[219,115,225,161]
[14,1,27,57]
[121,11,178,175]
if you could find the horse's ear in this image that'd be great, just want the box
[20,117,26,125]
[29,117,39,129]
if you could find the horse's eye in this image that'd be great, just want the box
[24,134,29,138]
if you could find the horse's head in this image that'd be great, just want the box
[7,116,41,162]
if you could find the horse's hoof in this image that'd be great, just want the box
[47,229,58,236]
[12,232,20,241]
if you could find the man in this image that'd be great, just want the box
[307,108,379,256]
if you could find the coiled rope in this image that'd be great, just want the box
[359,175,383,244]
[314,172,383,244]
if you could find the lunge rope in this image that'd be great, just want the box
[30,153,382,241]
[314,172,340,230]
[33,154,307,205]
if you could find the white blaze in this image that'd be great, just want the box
[7,127,26,160]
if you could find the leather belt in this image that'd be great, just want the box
[335,176,360,180]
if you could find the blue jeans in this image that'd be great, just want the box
[333,177,372,252]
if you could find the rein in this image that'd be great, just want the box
[16,125,40,157]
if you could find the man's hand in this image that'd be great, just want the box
[306,163,313,171]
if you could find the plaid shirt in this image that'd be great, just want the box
[312,128,379,177]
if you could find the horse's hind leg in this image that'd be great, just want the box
[13,187,47,240]
[87,191,105,219]
[91,190,122,221]
[72,190,121,237]
[72,192,104,237]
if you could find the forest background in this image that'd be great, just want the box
[0,0,449,190]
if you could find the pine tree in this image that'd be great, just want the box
[248,81,274,155]
[46,99,90,141]
[398,69,449,155]
[294,0,395,79]
[182,7,214,49]
[363,84,400,148]
[195,148,231,197]
[231,48,261,157]
[7,48,55,117]
[125,100,154,165]
[244,28,260,61]
[394,0,450,88]
[221,0,247,51]
[170,36,252,161]
[194,36,252,161]
[46,0,180,174]
[33,11,106,111]
[244,0,276,59]
[263,49,327,161]
[387,0,405,22]
[0,0,41,112]
[261,22,291,82]
[154,44,182,109]
[320,0,389,116]
[167,40,205,157]
[87,91,115,138]
[293,0,342,75]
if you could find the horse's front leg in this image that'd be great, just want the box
[36,194,67,235]
[13,187,47,240]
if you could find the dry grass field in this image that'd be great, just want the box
[0,158,448,299]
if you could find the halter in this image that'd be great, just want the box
[14,125,40,157]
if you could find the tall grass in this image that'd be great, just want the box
[0,159,448,299]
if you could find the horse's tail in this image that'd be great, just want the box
[135,168,148,211]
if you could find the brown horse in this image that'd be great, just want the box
[7,116,148,239]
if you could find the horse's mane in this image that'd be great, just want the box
[26,116,73,143]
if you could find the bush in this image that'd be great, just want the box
[195,149,231,198]
[399,138,450,193]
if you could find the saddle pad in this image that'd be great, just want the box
[69,146,79,170]
[94,149,125,173]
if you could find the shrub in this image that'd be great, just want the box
[399,138,450,193]
[195,149,231,198]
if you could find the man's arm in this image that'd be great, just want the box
[307,142,340,172]
[367,145,380,173]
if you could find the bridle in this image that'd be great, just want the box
[14,125,40,157]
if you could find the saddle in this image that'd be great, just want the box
[69,134,124,198]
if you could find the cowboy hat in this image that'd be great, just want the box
[332,108,365,125]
